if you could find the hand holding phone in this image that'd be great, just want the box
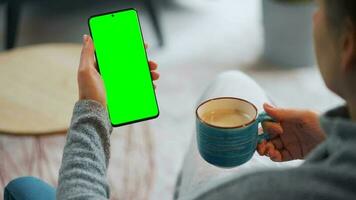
[77,35,159,109]
[88,9,160,126]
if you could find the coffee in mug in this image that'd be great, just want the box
[200,109,253,127]
[196,97,273,168]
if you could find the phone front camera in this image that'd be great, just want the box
[112,14,114,17]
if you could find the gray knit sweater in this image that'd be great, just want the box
[57,100,356,200]
[57,100,112,200]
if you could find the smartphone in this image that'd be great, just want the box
[88,8,159,127]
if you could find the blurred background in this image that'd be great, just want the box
[0,0,344,199]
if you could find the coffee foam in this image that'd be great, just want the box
[201,108,253,127]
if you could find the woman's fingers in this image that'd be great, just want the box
[151,71,160,80]
[149,61,158,70]
[257,140,267,155]
[257,141,276,156]
[262,122,283,139]
[79,35,96,70]
[269,149,283,162]
[144,43,159,83]
[139,43,160,85]
[258,140,284,162]
[265,142,276,156]
[265,142,285,162]
[271,138,284,150]
[144,43,159,71]
[263,103,302,122]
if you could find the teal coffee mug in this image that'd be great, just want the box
[196,97,273,168]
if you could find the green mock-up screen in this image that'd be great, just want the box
[89,9,159,126]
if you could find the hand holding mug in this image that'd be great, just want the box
[257,103,326,162]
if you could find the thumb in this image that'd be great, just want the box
[263,103,293,122]
[79,34,95,69]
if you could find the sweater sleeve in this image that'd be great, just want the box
[192,165,355,200]
[57,100,113,200]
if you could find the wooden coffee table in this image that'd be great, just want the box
[0,44,81,136]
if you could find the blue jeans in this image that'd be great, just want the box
[4,176,56,200]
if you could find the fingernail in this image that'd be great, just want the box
[83,34,89,44]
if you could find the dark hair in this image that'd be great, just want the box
[324,0,356,32]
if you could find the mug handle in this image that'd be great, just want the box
[256,112,275,144]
